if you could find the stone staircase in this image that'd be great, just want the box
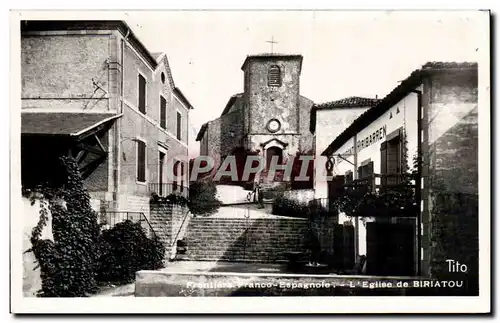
[183,217,310,262]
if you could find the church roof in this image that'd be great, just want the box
[241,54,303,71]
[195,123,208,141]
[220,93,244,117]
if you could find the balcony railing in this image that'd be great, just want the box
[99,211,157,240]
[149,183,189,198]
[343,173,416,194]
[308,197,339,219]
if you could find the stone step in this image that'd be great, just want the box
[183,215,310,262]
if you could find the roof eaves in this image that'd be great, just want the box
[195,123,208,141]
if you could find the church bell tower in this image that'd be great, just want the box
[240,54,304,169]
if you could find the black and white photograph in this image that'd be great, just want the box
[9,9,491,314]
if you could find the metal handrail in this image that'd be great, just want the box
[138,212,158,240]
[170,208,191,248]
[100,211,158,240]
[149,183,189,198]
[343,173,417,191]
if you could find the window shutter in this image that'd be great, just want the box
[380,141,387,188]
[368,161,374,176]
[137,141,146,182]
[138,75,146,114]
[176,112,182,140]
[268,65,281,86]
[328,175,345,200]
[160,96,166,129]
[180,162,185,192]
[345,171,353,183]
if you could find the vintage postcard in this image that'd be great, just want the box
[10,9,491,314]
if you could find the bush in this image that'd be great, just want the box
[96,220,165,284]
[188,179,222,216]
[308,199,335,218]
[150,192,189,206]
[272,196,310,218]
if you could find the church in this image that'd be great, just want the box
[196,54,314,171]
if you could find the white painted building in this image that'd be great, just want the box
[321,62,478,277]
[310,97,380,198]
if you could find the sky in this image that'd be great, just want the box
[124,10,486,157]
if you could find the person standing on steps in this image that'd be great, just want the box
[257,182,265,209]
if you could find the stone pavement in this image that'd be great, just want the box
[92,283,135,297]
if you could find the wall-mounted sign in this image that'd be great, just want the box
[337,125,387,164]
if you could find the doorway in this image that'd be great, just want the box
[266,146,283,170]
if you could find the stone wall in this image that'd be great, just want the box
[309,215,338,261]
[149,203,189,259]
[21,33,111,112]
[298,95,315,152]
[425,70,478,295]
[246,57,301,134]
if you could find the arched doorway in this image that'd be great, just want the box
[266,146,283,170]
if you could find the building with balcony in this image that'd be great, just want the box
[310,96,380,199]
[21,20,193,219]
[321,62,478,286]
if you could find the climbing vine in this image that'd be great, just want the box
[27,156,101,297]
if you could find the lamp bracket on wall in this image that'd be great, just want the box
[335,153,356,166]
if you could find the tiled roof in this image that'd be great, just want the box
[321,61,478,156]
[22,112,121,137]
[310,96,380,133]
[314,96,381,110]
[195,123,208,141]
[220,93,244,117]
[151,52,164,60]
[241,54,303,71]
[421,61,478,69]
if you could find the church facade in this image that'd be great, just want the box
[196,54,314,170]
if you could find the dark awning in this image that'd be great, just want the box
[21,112,123,140]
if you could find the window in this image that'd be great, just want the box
[176,111,182,141]
[138,74,146,114]
[358,160,374,179]
[180,162,185,192]
[345,170,353,183]
[160,95,167,129]
[136,140,146,182]
[158,151,165,196]
[268,65,281,87]
[380,132,403,188]
[173,160,180,191]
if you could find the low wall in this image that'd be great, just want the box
[150,203,189,260]
[135,270,451,297]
